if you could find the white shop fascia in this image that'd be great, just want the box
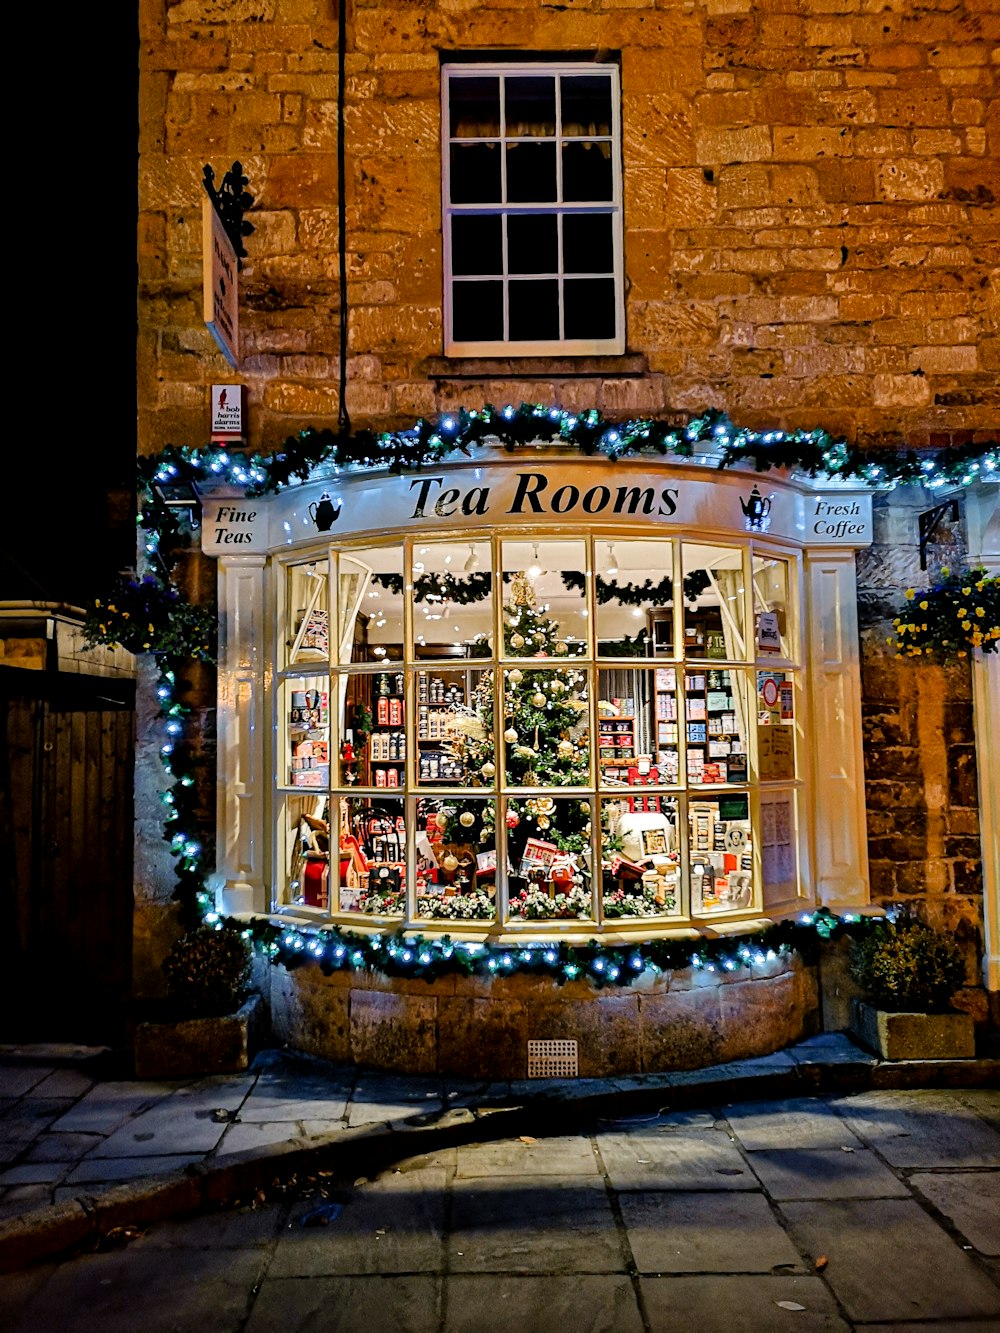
[200,449,874,935]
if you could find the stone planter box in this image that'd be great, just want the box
[134,994,263,1079]
[850,998,976,1061]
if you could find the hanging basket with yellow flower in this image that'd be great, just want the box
[891,566,1000,663]
[83,573,218,661]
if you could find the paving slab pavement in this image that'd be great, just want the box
[1,1082,997,1331]
[0,1033,998,1299]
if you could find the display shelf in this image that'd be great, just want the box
[416,670,467,782]
[598,714,636,765]
[653,666,679,782]
[287,685,330,788]
[684,669,747,785]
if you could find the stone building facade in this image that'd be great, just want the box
[137,0,999,1021]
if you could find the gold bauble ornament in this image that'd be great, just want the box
[434,812,449,831]
[532,691,546,708]
[459,811,475,828]
[481,761,496,779]
[442,853,459,872]
[510,632,525,649]
[503,727,519,744]
[508,668,523,685]
[557,739,574,758]
[550,680,565,694]
[555,641,568,655]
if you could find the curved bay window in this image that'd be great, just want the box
[272,533,805,931]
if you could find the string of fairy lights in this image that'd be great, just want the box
[112,403,997,980]
[200,903,889,988]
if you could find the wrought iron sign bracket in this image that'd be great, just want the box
[202,161,255,270]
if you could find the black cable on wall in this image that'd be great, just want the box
[337,0,350,437]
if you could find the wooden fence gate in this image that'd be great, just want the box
[1,666,135,1045]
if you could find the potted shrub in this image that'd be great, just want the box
[848,918,974,1060]
[134,927,263,1078]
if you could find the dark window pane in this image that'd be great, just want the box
[564,278,616,340]
[452,215,502,276]
[506,142,557,203]
[561,75,612,137]
[563,213,614,274]
[505,76,556,136]
[452,280,504,342]
[509,279,560,341]
[562,141,613,202]
[508,215,558,275]
[449,76,500,138]
[450,143,502,204]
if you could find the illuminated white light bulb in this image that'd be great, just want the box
[464,544,480,572]
[527,544,542,581]
[606,544,618,576]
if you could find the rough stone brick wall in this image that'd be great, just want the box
[139,0,998,454]
[856,492,987,1016]
[137,0,997,994]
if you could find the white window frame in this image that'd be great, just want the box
[442,60,625,357]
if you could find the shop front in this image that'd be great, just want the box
[204,446,874,1075]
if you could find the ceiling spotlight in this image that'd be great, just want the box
[606,544,619,576]
[527,543,543,581]
[464,544,480,573]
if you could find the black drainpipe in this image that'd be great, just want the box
[337,0,350,437]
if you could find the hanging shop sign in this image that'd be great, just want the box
[200,459,873,556]
[202,199,239,369]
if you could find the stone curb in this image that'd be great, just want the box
[1,1053,996,1274]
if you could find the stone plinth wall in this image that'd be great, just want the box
[265,953,818,1079]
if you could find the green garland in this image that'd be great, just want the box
[374,571,493,604]
[891,566,1000,662]
[373,569,713,608]
[98,405,997,939]
[561,570,712,606]
[215,904,891,991]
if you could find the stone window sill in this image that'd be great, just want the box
[421,354,649,380]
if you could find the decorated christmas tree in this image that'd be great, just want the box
[444,572,592,880]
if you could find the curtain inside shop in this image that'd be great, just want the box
[338,556,372,719]
[707,566,749,746]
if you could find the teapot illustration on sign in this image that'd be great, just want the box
[309,491,342,531]
[740,485,773,531]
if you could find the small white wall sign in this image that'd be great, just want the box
[211,384,246,439]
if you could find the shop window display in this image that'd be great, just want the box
[271,535,803,927]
